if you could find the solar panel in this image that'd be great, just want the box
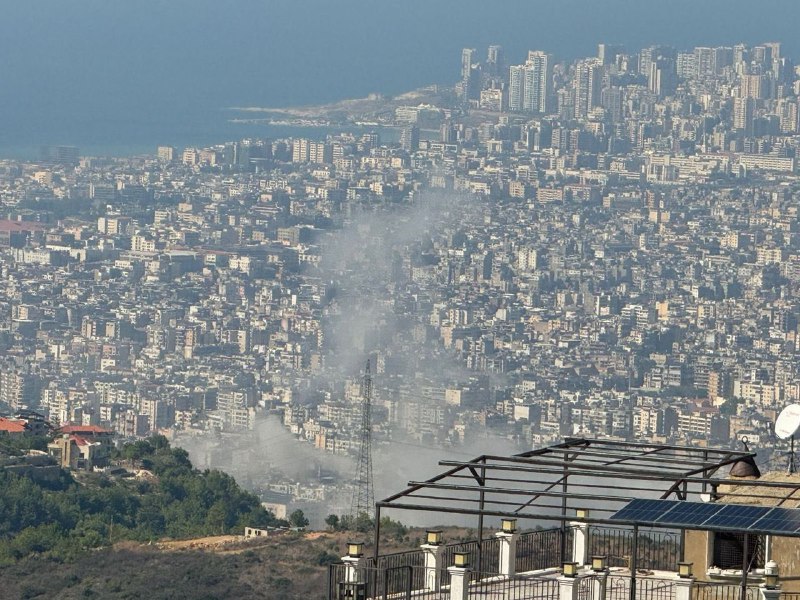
[656,501,721,526]
[611,499,682,524]
[612,498,800,537]
[703,504,772,530]
[751,506,800,535]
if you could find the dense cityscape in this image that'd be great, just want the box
[3,39,800,525]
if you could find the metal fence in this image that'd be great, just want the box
[578,574,597,600]
[440,537,501,587]
[516,528,571,573]
[328,563,422,600]
[467,572,560,600]
[590,527,680,571]
[364,549,426,594]
[692,582,758,600]
[606,576,676,600]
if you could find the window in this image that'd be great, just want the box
[712,532,765,570]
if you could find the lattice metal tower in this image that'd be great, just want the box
[350,360,375,519]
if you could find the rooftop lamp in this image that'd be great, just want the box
[562,561,578,578]
[576,508,589,520]
[501,518,518,533]
[764,560,779,589]
[592,556,607,572]
[678,562,693,579]
[347,542,364,558]
[453,552,470,568]
[426,529,443,546]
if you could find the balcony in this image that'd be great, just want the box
[327,526,781,600]
[327,438,800,600]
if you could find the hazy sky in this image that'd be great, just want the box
[2,0,800,152]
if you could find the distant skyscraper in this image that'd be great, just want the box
[598,44,624,66]
[733,97,755,134]
[741,73,766,99]
[649,58,677,98]
[574,59,603,119]
[601,87,623,122]
[157,146,176,162]
[694,47,715,78]
[639,45,675,78]
[713,46,733,74]
[40,145,79,165]
[461,48,476,81]
[509,65,525,111]
[523,52,551,113]
[677,52,696,80]
[487,45,504,73]
[460,48,480,102]
[508,52,551,114]
[399,125,420,152]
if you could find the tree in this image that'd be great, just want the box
[324,514,339,531]
[288,509,309,529]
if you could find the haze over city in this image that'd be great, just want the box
[4,1,800,598]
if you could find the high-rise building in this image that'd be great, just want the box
[677,53,697,80]
[461,48,476,81]
[574,59,603,119]
[459,48,480,102]
[523,52,551,114]
[741,74,766,99]
[779,99,799,134]
[713,46,733,74]
[598,44,624,66]
[694,47,715,78]
[157,146,176,162]
[639,45,675,78]
[40,145,80,165]
[509,52,551,114]
[601,87,623,122]
[486,45,504,75]
[733,97,755,134]
[509,65,525,111]
[649,58,677,98]
[399,125,420,152]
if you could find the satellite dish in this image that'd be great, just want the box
[775,404,800,474]
[775,404,800,440]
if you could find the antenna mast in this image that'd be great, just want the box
[351,359,375,520]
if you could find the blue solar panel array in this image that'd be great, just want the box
[611,498,800,535]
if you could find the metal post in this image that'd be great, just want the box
[373,505,381,562]
[561,469,569,563]
[406,565,412,600]
[741,533,749,600]
[477,462,486,574]
[373,505,381,599]
[630,525,639,600]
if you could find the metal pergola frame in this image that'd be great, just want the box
[374,437,800,596]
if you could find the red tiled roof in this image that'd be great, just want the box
[0,220,45,233]
[0,417,27,433]
[58,424,112,435]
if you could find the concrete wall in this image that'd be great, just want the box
[685,530,710,575]
[685,530,800,592]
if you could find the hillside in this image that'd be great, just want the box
[0,533,341,599]
[0,434,458,598]
[0,435,283,564]
[0,525,468,599]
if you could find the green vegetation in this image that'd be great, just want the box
[325,513,408,541]
[0,435,284,564]
[0,434,49,457]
